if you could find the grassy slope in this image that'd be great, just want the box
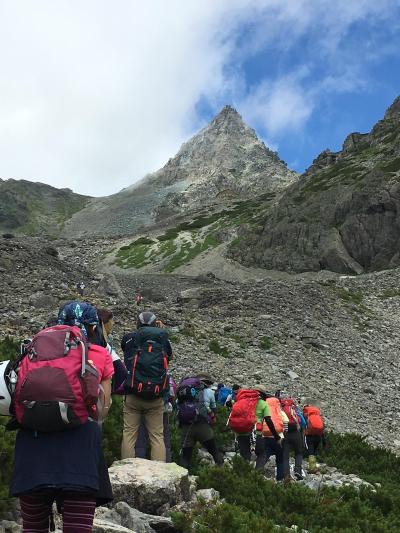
[113,193,276,272]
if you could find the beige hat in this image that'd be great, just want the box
[197,372,214,384]
[253,384,267,395]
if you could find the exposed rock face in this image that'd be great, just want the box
[108,459,191,515]
[62,106,297,238]
[230,95,400,273]
[0,179,89,237]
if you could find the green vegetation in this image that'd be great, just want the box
[174,434,400,532]
[164,233,219,272]
[379,288,400,299]
[379,157,400,174]
[208,339,229,358]
[337,287,364,304]
[259,336,273,350]
[114,193,276,271]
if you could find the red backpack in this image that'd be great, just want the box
[14,325,100,432]
[280,398,301,428]
[228,389,259,433]
[303,405,324,435]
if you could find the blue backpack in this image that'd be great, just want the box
[217,386,232,405]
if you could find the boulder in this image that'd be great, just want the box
[28,291,58,309]
[97,273,124,298]
[93,520,135,533]
[96,502,174,533]
[108,459,191,515]
[0,521,22,533]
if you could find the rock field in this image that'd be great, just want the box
[1,235,400,453]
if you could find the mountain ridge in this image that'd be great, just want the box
[229,95,400,274]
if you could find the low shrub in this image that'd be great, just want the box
[208,339,229,358]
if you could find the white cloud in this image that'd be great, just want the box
[0,0,399,195]
[241,77,314,136]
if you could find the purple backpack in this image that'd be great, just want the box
[176,377,208,424]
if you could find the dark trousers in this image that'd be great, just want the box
[179,422,223,469]
[305,434,321,456]
[181,438,223,469]
[283,430,303,476]
[135,412,172,462]
[265,438,284,480]
[237,434,266,470]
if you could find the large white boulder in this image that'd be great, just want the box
[108,459,191,514]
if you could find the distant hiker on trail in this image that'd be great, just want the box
[177,372,223,469]
[135,374,176,462]
[228,385,281,470]
[276,390,305,481]
[121,311,172,462]
[303,401,325,473]
[10,301,114,533]
[77,281,86,296]
[135,293,143,306]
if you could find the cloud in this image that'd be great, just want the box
[241,77,314,136]
[235,0,400,141]
[0,0,399,195]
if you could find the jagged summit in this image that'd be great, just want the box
[62,106,297,237]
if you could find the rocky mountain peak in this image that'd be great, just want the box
[384,95,400,120]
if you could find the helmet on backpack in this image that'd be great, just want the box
[0,360,13,416]
[58,301,99,337]
[137,311,157,328]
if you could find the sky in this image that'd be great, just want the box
[0,0,399,196]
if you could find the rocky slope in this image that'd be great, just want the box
[2,235,400,453]
[61,106,296,238]
[230,96,400,274]
[0,179,90,236]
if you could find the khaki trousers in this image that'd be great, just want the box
[121,395,166,462]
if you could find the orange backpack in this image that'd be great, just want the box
[262,397,284,437]
[303,405,324,435]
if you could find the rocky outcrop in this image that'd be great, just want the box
[108,459,191,515]
[61,106,297,238]
[0,179,89,237]
[230,95,400,273]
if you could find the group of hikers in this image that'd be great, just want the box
[0,301,325,532]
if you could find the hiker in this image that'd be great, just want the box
[276,390,304,481]
[121,311,172,461]
[10,302,114,533]
[225,384,240,408]
[135,293,143,306]
[263,394,288,481]
[77,281,86,296]
[214,383,224,402]
[97,308,127,394]
[177,373,223,469]
[303,402,325,473]
[135,374,176,462]
[229,385,280,470]
[216,384,233,406]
